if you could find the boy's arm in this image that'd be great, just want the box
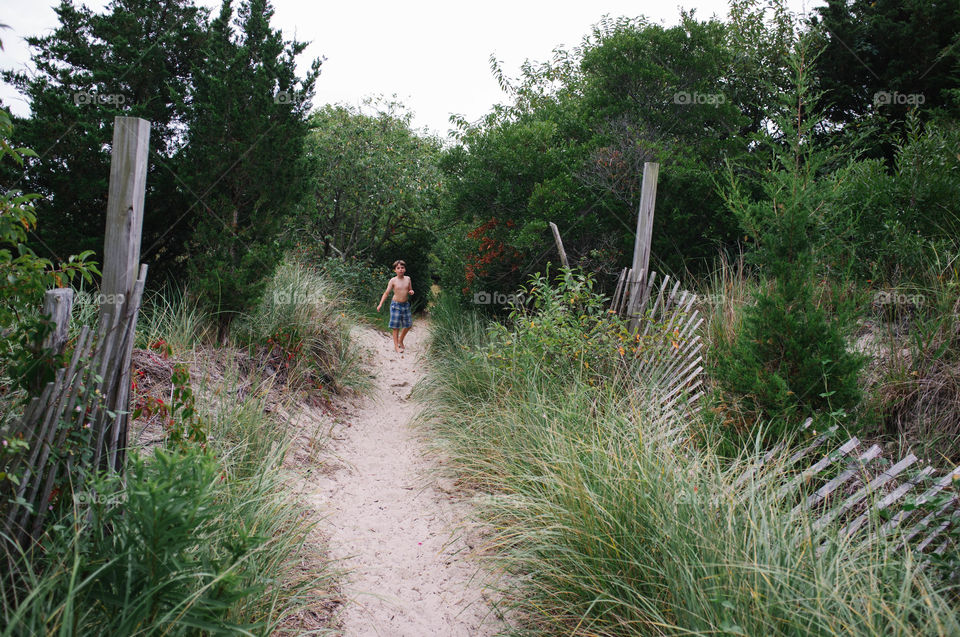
[408,278,414,296]
[377,279,394,311]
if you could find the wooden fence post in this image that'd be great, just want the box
[41,288,74,355]
[548,222,570,269]
[25,287,75,397]
[627,162,659,329]
[98,116,151,472]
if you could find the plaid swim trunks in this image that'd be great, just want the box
[388,300,412,329]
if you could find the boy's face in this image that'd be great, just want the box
[394,264,406,276]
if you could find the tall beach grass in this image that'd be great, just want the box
[1,363,331,635]
[0,262,357,635]
[418,287,959,636]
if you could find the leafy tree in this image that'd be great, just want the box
[2,0,209,278]
[0,109,98,395]
[822,114,960,283]
[293,100,441,309]
[725,0,798,136]
[182,0,319,338]
[438,110,583,299]
[438,11,770,302]
[577,14,757,273]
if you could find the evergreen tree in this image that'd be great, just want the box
[182,0,319,338]
[714,40,865,443]
[2,0,208,277]
[809,0,960,142]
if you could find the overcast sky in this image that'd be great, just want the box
[0,0,823,138]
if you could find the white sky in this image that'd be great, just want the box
[0,0,823,138]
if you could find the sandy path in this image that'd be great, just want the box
[304,323,507,636]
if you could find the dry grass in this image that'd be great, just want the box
[864,289,960,462]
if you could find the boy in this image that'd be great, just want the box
[377,260,414,354]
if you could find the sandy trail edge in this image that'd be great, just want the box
[290,322,508,636]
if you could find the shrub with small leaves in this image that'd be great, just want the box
[0,109,99,396]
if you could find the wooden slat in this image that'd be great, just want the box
[733,418,814,490]
[902,495,955,546]
[777,437,860,500]
[661,361,703,406]
[815,453,917,533]
[913,504,959,552]
[663,379,703,413]
[611,268,627,314]
[654,335,701,391]
[786,425,838,465]
[108,266,148,471]
[548,222,569,268]
[881,466,960,536]
[842,465,935,538]
[639,271,656,311]
[798,444,881,514]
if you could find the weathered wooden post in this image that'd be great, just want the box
[41,289,74,354]
[26,288,75,394]
[548,222,570,269]
[97,116,150,472]
[1,118,152,546]
[626,162,659,330]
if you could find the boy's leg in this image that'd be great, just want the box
[399,327,411,349]
[392,328,400,352]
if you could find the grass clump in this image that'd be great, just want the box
[134,285,212,354]
[418,276,959,636]
[861,254,960,462]
[234,258,367,394]
[1,365,330,635]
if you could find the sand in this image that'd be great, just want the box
[297,322,508,636]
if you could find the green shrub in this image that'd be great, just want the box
[0,110,98,397]
[711,45,864,444]
[2,368,329,635]
[824,116,960,285]
[483,268,631,387]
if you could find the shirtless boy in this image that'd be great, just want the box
[376,260,414,354]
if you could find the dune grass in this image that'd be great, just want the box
[418,286,959,636]
[1,263,358,635]
[235,258,369,394]
[1,364,331,636]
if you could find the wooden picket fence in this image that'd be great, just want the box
[612,269,959,573]
[563,160,958,576]
[2,267,147,547]
[610,267,705,432]
[605,260,957,575]
[734,419,960,567]
[1,116,151,550]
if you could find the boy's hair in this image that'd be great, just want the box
[392,260,406,269]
